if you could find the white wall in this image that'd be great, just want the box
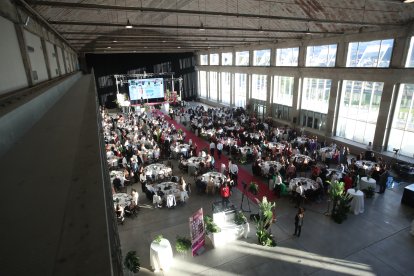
[45,41,59,78]
[57,46,66,74]
[24,30,48,83]
[0,16,28,95]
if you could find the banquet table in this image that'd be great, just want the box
[360,176,376,190]
[239,146,253,156]
[154,182,181,200]
[171,143,190,157]
[150,238,173,272]
[187,157,206,169]
[290,154,313,165]
[113,193,132,208]
[289,177,318,192]
[319,147,336,159]
[260,161,282,175]
[355,160,375,171]
[201,172,227,187]
[294,136,308,145]
[267,142,285,150]
[347,188,365,215]
[326,169,345,180]
[144,163,172,181]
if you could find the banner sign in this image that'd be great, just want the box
[189,208,205,256]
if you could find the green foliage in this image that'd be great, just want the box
[175,236,192,253]
[256,228,277,247]
[204,215,221,234]
[328,180,345,201]
[254,197,277,247]
[234,211,247,225]
[363,186,375,198]
[249,182,259,195]
[331,193,352,224]
[153,234,163,244]
[124,251,140,274]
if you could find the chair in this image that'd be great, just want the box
[166,194,176,208]
[153,195,163,208]
[206,182,215,195]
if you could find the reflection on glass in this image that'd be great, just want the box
[236,51,249,66]
[235,73,247,107]
[273,76,294,106]
[346,39,394,68]
[388,83,414,157]
[306,44,337,67]
[302,78,331,113]
[406,36,414,68]
[200,55,208,65]
[252,74,267,101]
[209,72,218,101]
[199,71,207,98]
[221,72,231,105]
[276,47,299,66]
[336,80,384,144]
[210,54,219,65]
[253,49,271,66]
[222,52,233,66]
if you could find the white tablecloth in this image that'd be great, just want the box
[260,161,282,175]
[113,193,132,208]
[201,172,227,187]
[289,177,318,191]
[359,177,376,190]
[347,189,364,215]
[150,238,173,272]
[144,163,172,181]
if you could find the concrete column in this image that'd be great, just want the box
[298,42,306,67]
[14,24,33,86]
[325,79,340,137]
[372,82,396,151]
[266,74,272,117]
[61,47,67,74]
[336,38,348,68]
[390,29,411,69]
[230,73,234,107]
[40,38,52,80]
[291,76,301,126]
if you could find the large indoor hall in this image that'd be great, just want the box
[0,1,414,276]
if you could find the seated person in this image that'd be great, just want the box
[196,178,207,194]
[113,177,123,192]
[124,200,137,217]
[115,204,124,222]
[131,189,139,206]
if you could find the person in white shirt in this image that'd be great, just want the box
[216,141,223,159]
[230,163,239,186]
[295,182,305,208]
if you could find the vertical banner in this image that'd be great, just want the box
[189,208,205,256]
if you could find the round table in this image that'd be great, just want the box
[201,172,227,187]
[113,193,132,208]
[144,163,172,181]
[260,161,282,175]
[289,177,318,192]
[150,238,173,272]
[347,188,364,215]
[360,177,376,190]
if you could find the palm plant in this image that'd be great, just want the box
[124,251,140,274]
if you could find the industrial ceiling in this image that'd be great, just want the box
[22,0,414,53]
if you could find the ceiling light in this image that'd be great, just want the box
[404,0,414,3]
[177,46,181,48]
[162,40,166,43]
[107,46,111,48]
[125,19,133,29]
[113,40,117,43]
[199,23,205,31]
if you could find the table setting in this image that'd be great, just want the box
[201,172,227,187]
[289,177,318,192]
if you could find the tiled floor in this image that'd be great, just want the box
[118,154,414,275]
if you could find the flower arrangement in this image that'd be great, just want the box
[234,211,247,225]
[204,215,221,234]
[153,234,163,244]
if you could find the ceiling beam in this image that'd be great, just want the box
[49,21,344,35]
[27,0,404,27]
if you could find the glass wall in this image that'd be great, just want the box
[209,71,218,101]
[302,78,331,113]
[276,47,299,66]
[221,72,231,105]
[273,76,294,106]
[199,71,207,98]
[388,83,414,157]
[235,73,247,107]
[222,52,233,66]
[253,49,271,66]
[210,54,219,65]
[251,74,267,101]
[236,51,249,66]
[336,80,384,144]
[200,55,208,65]
[306,44,337,67]
[347,39,394,68]
[406,36,414,68]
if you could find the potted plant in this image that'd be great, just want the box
[175,236,192,254]
[363,186,375,198]
[124,251,140,275]
[328,181,352,224]
[248,182,259,195]
[204,215,221,248]
[234,211,247,225]
[254,197,276,247]
[153,234,163,244]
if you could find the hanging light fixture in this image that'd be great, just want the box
[259,26,264,33]
[199,22,205,31]
[125,19,133,29]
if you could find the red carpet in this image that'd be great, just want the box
[158,111,276,204]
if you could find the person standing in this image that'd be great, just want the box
[210,140,216,157]
[294,208,305,237]
[216,140,223,160]
[378,165,390,194]
[220,182,231,208]
[230,162,239,186]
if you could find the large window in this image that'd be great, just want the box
[236,51,249,66]
[273,76,294,106]
[210,54,219,65]
[336,80,384,144]
[200,55,208,65]
[235,73,246,107]
[199,71,207,98]
[276,47,299,66]
[302,78,331,113]
[388,83,414,157]
[406,36,414,68]
[253,49,271,66]
[221,72,231,105]
[347,39,394,68]
[222,52,233,66]
[209,72,218,101]
[306,44,337,67]
[252,74,267,101]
